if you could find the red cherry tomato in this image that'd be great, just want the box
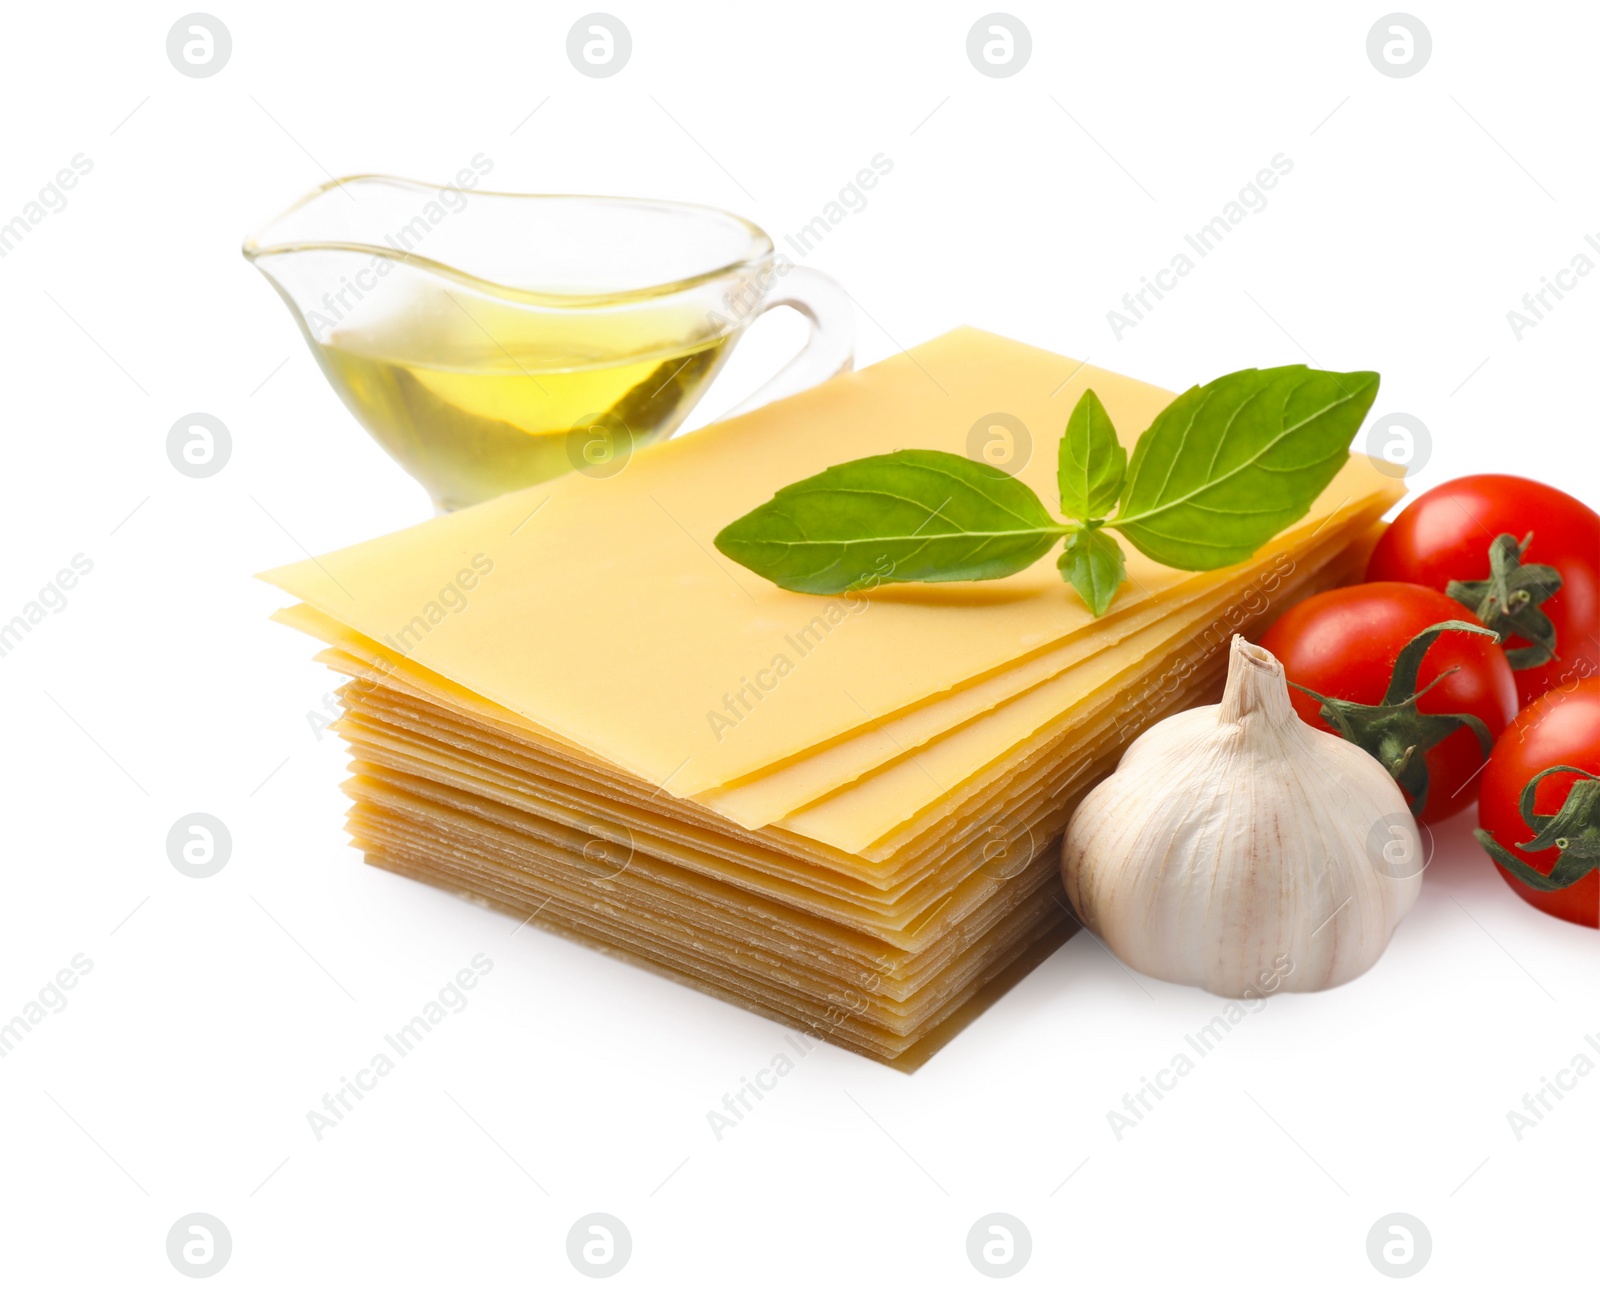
[1259,582,1518,823]
[1367,474,1600,708]
[1476,678,1600,928]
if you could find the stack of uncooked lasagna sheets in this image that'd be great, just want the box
[263,328,1402,1068]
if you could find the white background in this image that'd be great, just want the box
[2,1,1596,1287]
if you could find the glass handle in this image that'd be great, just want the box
[715,267,855,421]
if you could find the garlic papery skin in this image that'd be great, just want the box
[1061,636,1423,997]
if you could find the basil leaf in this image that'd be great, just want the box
[1057,527,1127,616]
[1111,366,1379,570]
[714,448,1065,595]
[1058,388,1127,522]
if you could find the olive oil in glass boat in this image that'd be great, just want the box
[245,176,853,510]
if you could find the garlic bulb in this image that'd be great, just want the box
[1061,636,1422,996]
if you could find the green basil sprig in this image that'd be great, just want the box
[714,365,1379,616]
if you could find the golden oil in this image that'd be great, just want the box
[312,308,731,510]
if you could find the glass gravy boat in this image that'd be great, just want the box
[244,176,853,510]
